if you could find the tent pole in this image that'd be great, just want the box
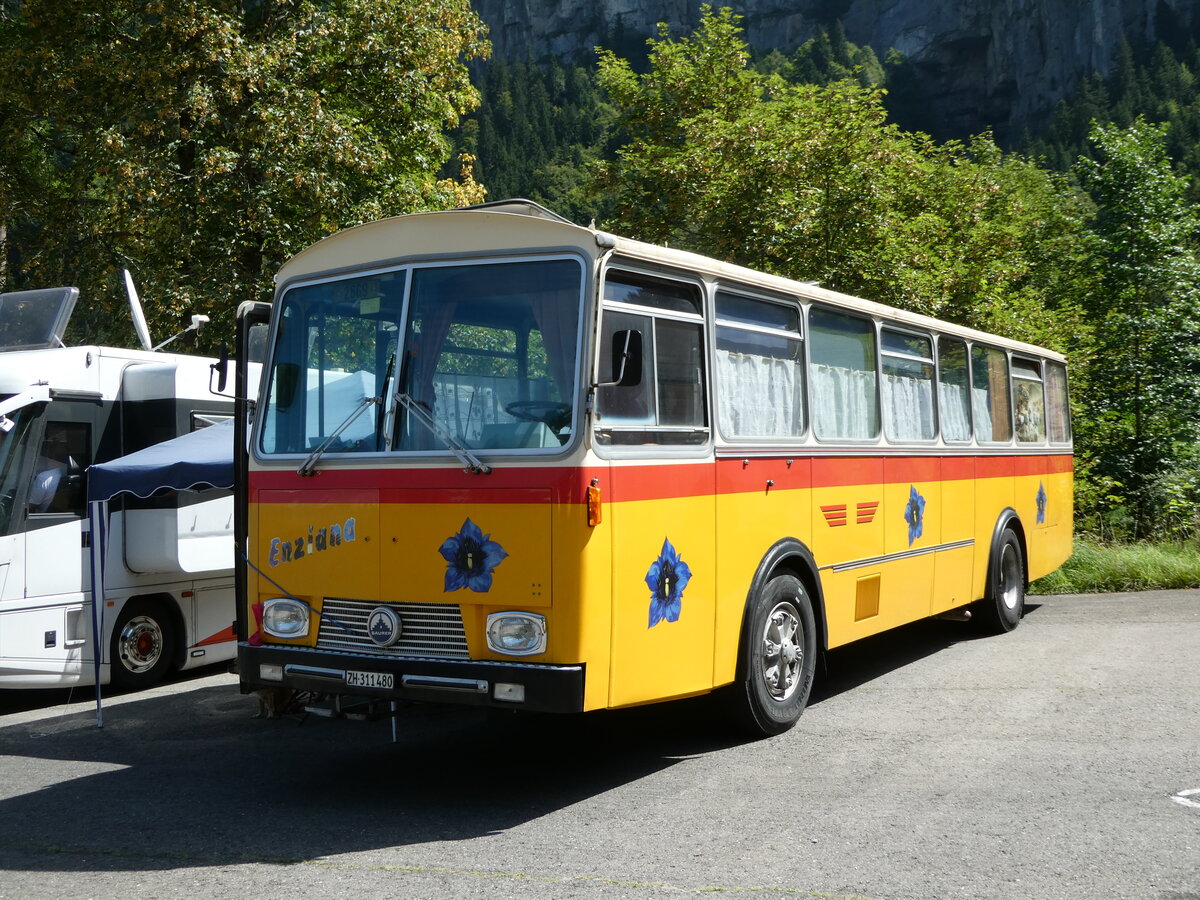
[87,499,106,728]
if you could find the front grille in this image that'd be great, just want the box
[316,598,469,659]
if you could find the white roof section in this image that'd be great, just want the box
[275,201,1066,363]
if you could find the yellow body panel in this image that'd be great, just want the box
[607,491,716,707]
[245,460,1073,710]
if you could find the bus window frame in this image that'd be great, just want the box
[935,334,973,446]
[592,262,711,459]
[712,283,807,446]
[1011,354,1048,446]
[879,323,938,446]
[969,341,1015,446]
[1044,360,1072,445]
[807,303,882,445]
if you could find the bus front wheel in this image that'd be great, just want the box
[732,574,817,737]
[110,600,175,690]
[974,529,1025,634]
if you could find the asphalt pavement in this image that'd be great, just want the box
[0,589,1197,900]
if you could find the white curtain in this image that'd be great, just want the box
[971,387,994,442]
[811,364,877,439]
[939,382,972,442]
[883,373,935,441]
[716,349,802,437]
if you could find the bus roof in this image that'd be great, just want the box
[275,201,1067,364]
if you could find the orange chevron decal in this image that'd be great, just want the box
[821,504,848,526]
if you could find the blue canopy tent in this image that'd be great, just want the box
[86,420,235,724]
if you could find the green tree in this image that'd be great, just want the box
[594,6,1090,351]
[0,0,487,347]
[1072,119,1200,537]
[452,56,615,225]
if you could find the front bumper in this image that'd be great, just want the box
[239,643,585,713]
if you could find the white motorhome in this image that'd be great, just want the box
[0,285,238,689]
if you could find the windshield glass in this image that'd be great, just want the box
[0,403,41,535]
[260,257,584,457]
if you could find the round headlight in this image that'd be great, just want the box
[262,598,310,639]
[486,612,546,656]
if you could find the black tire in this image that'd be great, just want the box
[974,529,1025,634]
[730,574,817,737]
[109,600,175,690]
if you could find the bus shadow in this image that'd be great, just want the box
[0,681,736,873]
[0,603,1042,873]
[811,601,1043,704]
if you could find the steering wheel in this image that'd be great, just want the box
[505,401,572,431]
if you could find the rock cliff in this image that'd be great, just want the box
[472,0,1200,140]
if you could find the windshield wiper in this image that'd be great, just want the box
[394,393,491,475]
[297,395,381,477]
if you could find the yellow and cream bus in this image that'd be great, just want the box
[233,200,1072,735]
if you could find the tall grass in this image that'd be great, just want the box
[1031,538,1200,594]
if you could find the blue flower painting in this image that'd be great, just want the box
[645,538,692,627]
[1036,482,1047,524]
[904,485,926,547]
[438,518,508,593]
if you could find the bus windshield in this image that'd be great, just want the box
[260,257,584,458]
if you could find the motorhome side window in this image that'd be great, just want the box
[28,421,90,516]
[595,272,707,447]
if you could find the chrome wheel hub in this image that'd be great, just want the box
[761,602,803,702]
[117,616,163,673]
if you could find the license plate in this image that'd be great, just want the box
[345,670,394,690]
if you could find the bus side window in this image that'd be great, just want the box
[1012,357,1047,444]
[970,345,1013,443]
[28,421,90,516]
[596,271,708,447]
[1045,362,1071,443]
[881,327,935,442]
[809,306,879,441]
[937,337,972,442]
[714,291,805,440]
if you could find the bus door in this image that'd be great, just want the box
[595,269,716,708]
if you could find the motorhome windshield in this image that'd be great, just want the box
[260,257,585,458]
[0,404,40,535]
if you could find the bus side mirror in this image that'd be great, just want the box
[597,329,643,388]
[210,343,229,394]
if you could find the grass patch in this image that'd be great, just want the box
[1031,538,1200,594]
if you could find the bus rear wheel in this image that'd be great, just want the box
[974,529,1025,634]
[731,574,817,737]
[110,600,175,690]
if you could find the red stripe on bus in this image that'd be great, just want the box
[193,625,235,647]
[249,453,1071,505]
